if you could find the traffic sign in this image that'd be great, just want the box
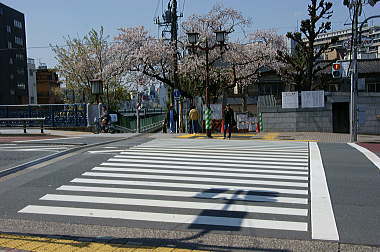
[173,89,181,100]
[340,61,351,78]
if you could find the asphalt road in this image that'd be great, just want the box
[0,136,378,251]
[0,135,134,173]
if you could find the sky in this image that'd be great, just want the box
[1,0,379,67]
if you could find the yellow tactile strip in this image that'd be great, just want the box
[178,133,257,139]
[178,132,318,142]
[0,233,209,252]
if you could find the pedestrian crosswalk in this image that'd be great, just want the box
[0,144,71,152]
[18,139,310,235]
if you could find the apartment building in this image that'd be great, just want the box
[36,65,62,104]
[0,3,28,104]
[311,25,380,60]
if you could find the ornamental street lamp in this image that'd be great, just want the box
[90,79,103,104]
[187,30,228,138]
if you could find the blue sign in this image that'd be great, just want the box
[173,89,181,98]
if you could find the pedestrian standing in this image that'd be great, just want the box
[188,105,200,134]
[223,104,235,139]
[166,105,177,133]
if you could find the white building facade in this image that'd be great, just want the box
[27,58,37,104]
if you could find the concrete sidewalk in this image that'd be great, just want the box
[1,128,380,143]
[255,131,380,143]
[1,128,379,142]
[173,131,380,143]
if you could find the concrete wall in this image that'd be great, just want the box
[357,94,380,134]
[261,109,332,132]
[259,93,380,134]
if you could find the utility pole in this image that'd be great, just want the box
[350,1,360,142]
[344,0,380,142]
[155,0,182,132]
[171,0,181,132]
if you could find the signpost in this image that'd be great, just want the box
[173,89,181,133]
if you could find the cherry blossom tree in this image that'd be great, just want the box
[112,4,284,103]
[52,27,129,109]
[53,5,285,108]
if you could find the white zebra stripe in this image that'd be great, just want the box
[70,178,308,195]
[118,151,308,162]
[97,163,308,175]
[101,158,308,171]
[41,194,308,215]
[58,185,308,204]
[113,156,308,167]
[134,145,308,152]
[92,167,308,181]
[81,172,309,188]
[126,148,309,158]
[18,205,308,231]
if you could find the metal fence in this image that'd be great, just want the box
[118,109,166,133]
[0,104,88,127]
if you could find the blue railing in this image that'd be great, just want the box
[0,104,87,127]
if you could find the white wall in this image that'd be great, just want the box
[27,58,37,104]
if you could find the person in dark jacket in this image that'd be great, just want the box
[223,104,235,139]
[166,105,178,133]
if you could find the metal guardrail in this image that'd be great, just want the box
[112,124,136,133]
[0,117,46,133]
[140,120,164,133]
[0,104,87,127]
[117,110,165,133]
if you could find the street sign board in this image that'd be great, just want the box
[341,61,351,78]
[301,91,325,108]
[173,89,181,100]
[282,92,299,109]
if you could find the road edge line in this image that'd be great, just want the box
[0,134,141,178]
[348,143,380,171]
[309,142,339,241]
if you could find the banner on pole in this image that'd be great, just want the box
[202,104,222,119]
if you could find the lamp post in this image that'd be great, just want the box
[187,30,228,138]
[90,79,104,104]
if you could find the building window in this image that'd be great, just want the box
[9,58,13,65]
[17,82,26,90]
[10,74,14,80]
[8,41,12,49]
[15,36,23,46]
[16,54,24,61]
[329,84,338,92]
[367,82,380,92]
[6,25,11,33]
[29,69,34,76]
[0,8,3,15]
[17,68,25,75]
[14,20,22,29]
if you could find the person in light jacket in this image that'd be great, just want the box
[188,105,200,134]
